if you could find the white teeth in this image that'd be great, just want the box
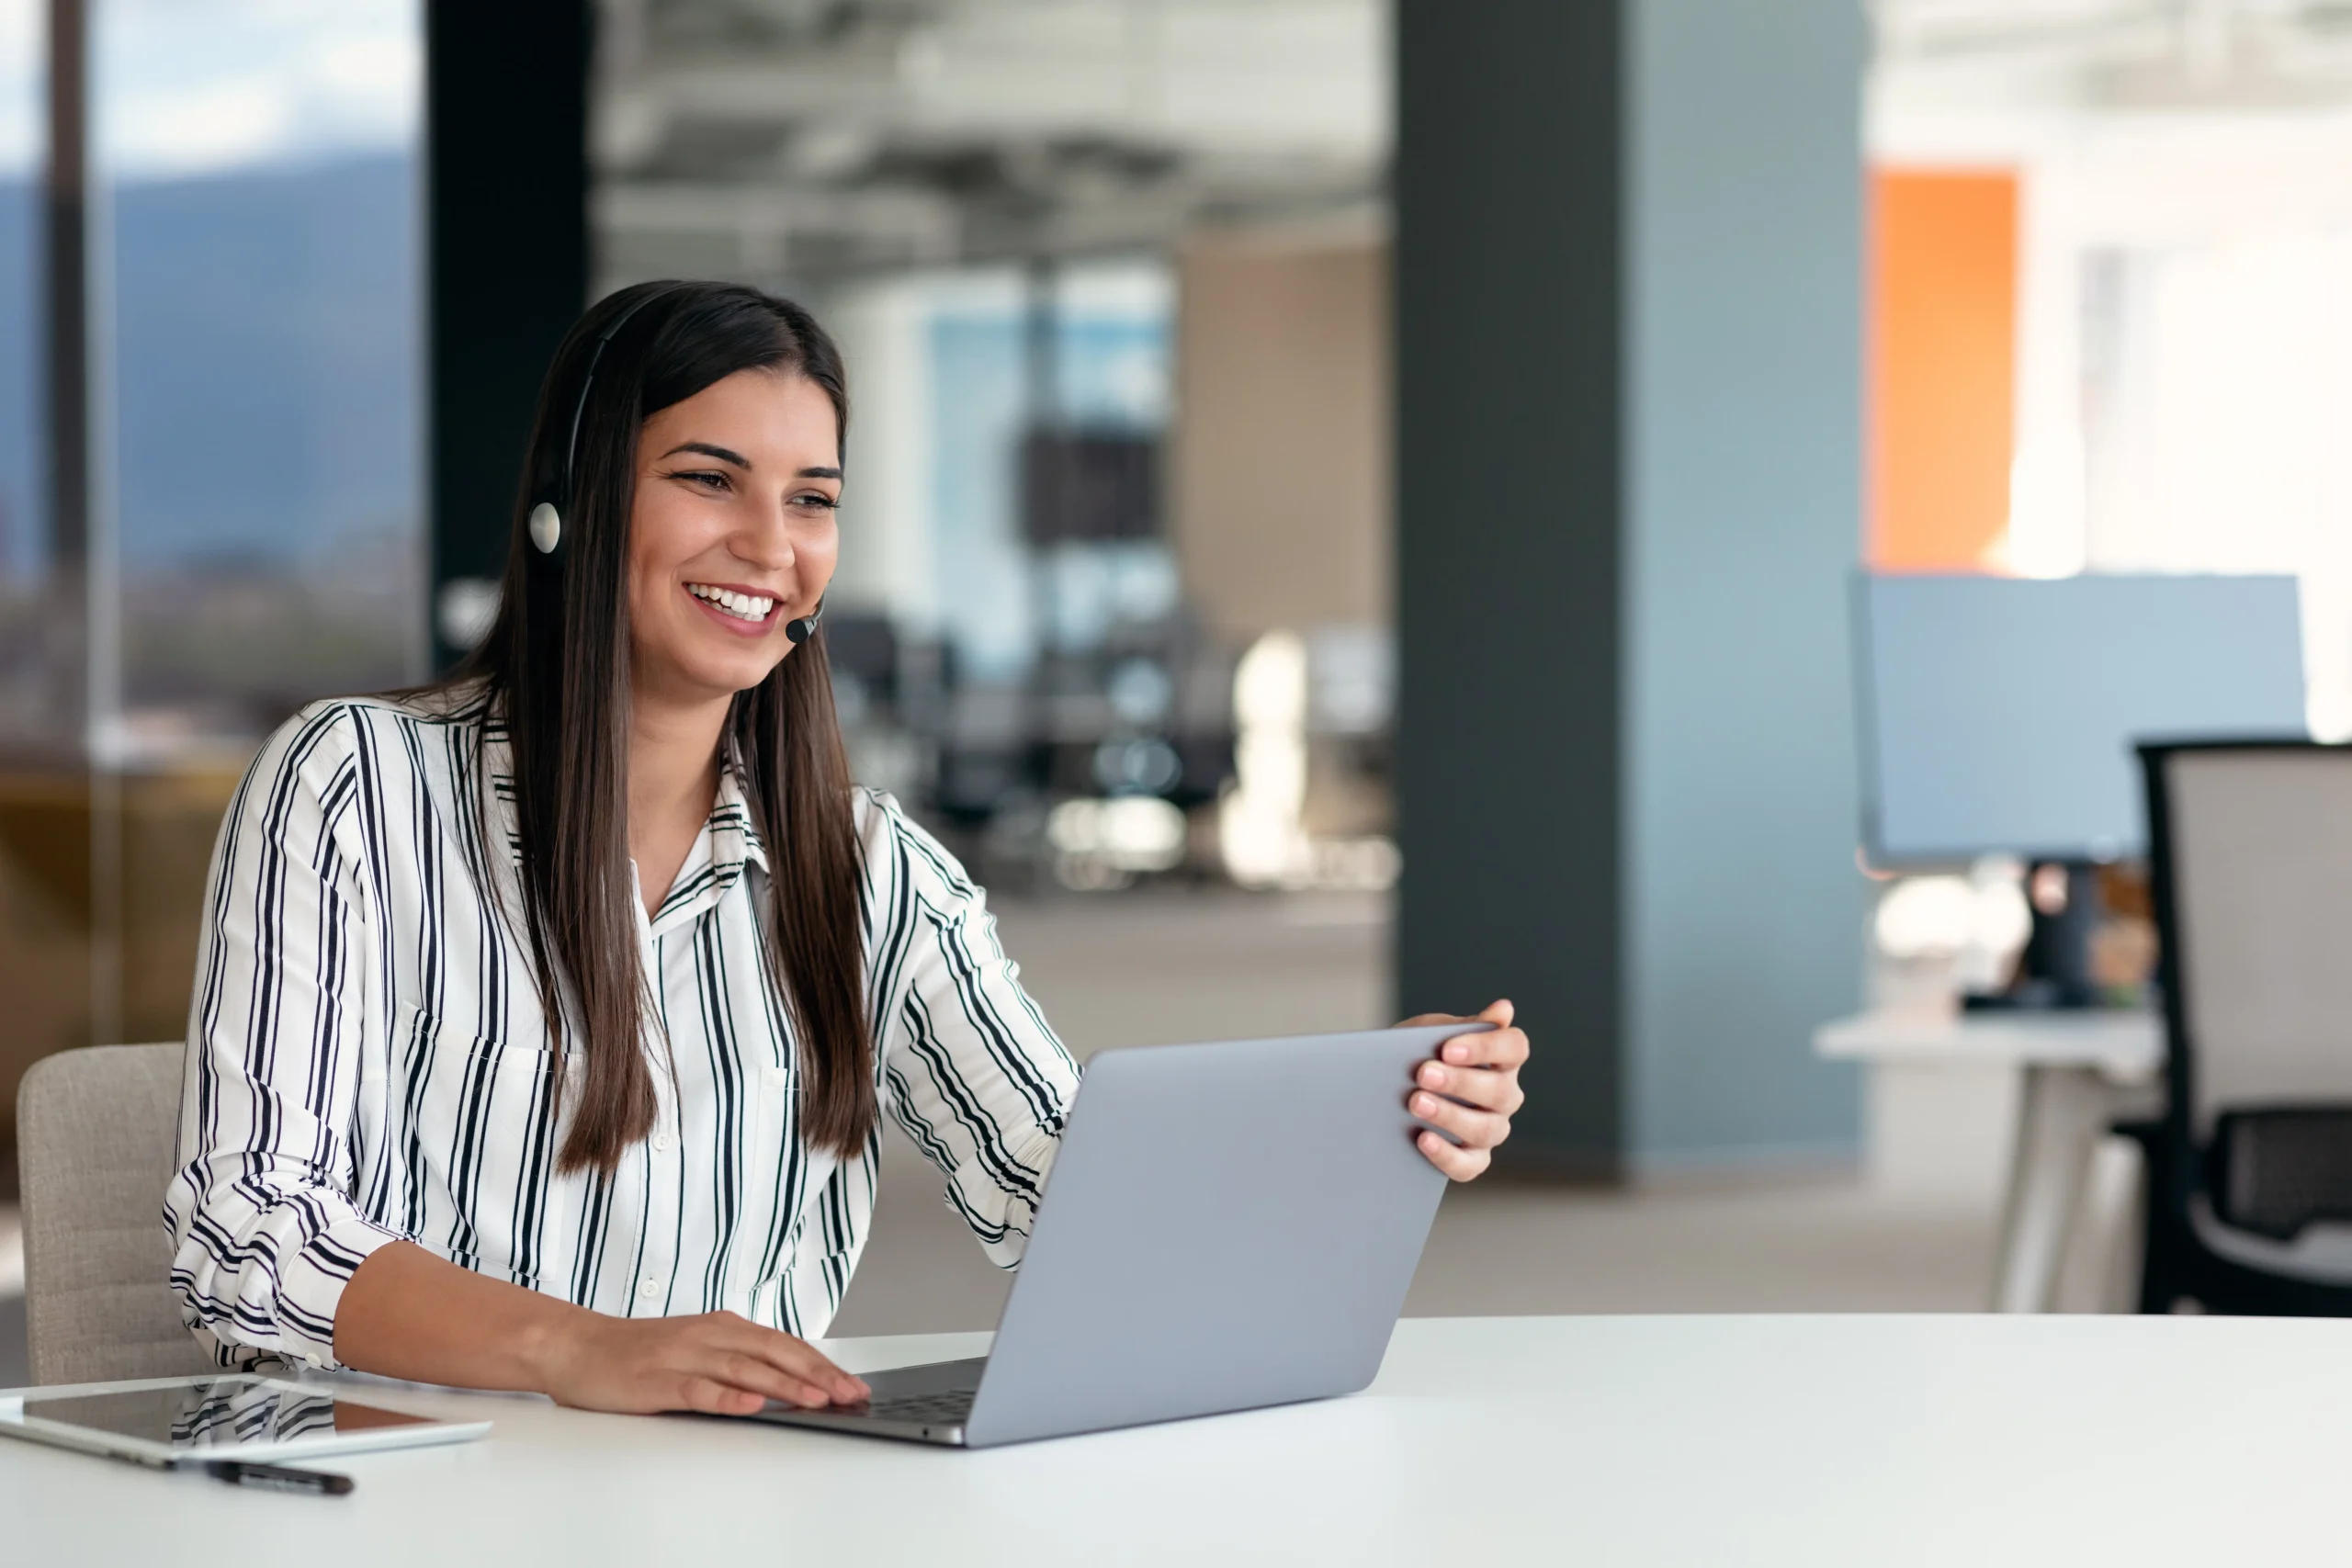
[687,583,775,623]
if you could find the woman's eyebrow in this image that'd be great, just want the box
[660,441,752,468]
[798,465,842,480]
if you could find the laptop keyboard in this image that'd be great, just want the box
[863,1390,976,1425]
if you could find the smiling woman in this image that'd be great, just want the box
[482,287,875,1174]
[158,280,1529,1421]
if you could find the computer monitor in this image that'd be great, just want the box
[1855,572,2308,868]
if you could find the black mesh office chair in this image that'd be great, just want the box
[2127,740,2352,1314]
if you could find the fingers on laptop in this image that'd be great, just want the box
[1417,1128,1492,1181]
[1412,1087,1510,1150]
[663,1316,868,1412]
[1413,1003,1528,1180]
[1415,1056,1524,1115]
[1441,1004,1526,1068]
[677,1376,768,1416]
[737,1335,868,1408]
[709,1348,833,1411]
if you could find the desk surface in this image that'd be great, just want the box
[1816,1009,2163,1077]
[5,1314,2349,1566]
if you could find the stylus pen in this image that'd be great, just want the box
[201,1460,356,1496]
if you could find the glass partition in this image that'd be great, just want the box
[0,0,421,1110]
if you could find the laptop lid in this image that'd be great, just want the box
[961,1021,1484,1447]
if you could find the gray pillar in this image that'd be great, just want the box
[427,0,591,668]
[44,0,89,747]
[1395,0,1865,1178]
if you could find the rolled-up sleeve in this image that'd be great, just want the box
[164,704,405,1369]
[872,805,1081,1269]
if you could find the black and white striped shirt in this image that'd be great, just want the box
[164,694,1080,1369]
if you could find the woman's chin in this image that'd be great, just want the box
[644,640,788,703]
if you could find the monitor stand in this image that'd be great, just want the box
[1963,860,2102,1012]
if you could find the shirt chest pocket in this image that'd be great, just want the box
[748,1056,796,1151]
[393,1000,565,1275]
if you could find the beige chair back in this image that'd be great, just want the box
[17,1043,212,1385]
[2164,750,2352,1138]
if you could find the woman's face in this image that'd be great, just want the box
[625,367,842,708]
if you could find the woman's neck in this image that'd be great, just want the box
[626,684,730,914]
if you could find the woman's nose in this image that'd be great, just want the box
[733,497,799,568]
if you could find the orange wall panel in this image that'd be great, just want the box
[1867,169,2018,572]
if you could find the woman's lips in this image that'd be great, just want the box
[684,583,780,636]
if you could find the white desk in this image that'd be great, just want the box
[6,1314,2352,1565]
[1816,1010,2164,1313]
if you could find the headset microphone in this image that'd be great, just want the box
[785,596,826,645]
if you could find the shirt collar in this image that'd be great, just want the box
[481,716,770,927]
[645,756,770,935]
[707,755,771,876]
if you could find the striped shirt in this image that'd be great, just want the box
[164,694,1080,1370]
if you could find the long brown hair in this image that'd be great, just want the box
[444,280,874,1174]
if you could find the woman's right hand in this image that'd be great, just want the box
[335,1241,869,1416]
[532,1309,871,1416]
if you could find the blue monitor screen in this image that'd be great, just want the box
[1857,573,2309,864]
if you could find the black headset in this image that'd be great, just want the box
[530,284,825,646]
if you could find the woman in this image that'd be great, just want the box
[164,280,1529,1416]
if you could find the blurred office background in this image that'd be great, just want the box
[8,0,2352,1373]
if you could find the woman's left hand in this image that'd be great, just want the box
[1396,999,1528,1180]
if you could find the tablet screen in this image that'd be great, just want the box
[19,1377,435,1450]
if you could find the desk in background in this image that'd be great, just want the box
[1816,1010,2163,1313]
[5,1315,2349,1564]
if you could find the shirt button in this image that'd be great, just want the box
[651,1131,675,1154]
[764,1066,787,1089]
[639,1276,662,1301]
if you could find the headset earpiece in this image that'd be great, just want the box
[536,284,682,566]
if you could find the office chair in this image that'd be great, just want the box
[2127,741,2352,1314]
[17,1043,214,1383]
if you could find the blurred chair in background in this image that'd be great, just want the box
[2130,742,2352,1314]
[17,1043,209,1384]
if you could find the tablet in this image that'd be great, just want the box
[0,1373,491,1467]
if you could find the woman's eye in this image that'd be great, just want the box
[792,492,841,512]
[668,469,729,491]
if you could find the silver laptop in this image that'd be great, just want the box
[749,1021,1487,1449]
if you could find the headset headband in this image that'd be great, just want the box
[559,283,684,505]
